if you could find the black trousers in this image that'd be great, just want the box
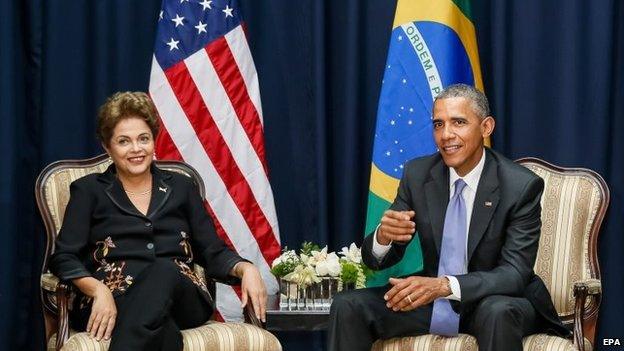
[327,285,538,351]
[72,259,212,351]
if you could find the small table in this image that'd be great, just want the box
[264,294,331,331]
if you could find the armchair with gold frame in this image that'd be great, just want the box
[36,154,281,351]
[371,157,609,351]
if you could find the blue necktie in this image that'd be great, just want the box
[429,179,467,336]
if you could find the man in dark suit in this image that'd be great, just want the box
[328,84,568,351]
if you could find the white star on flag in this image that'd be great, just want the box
[199,0,213,10]
[166,38,180,51]
[159,10,163,20]
[223,5,234,18]
[171,14,185,27]
[180,0,189,3]
[195,21,207,34]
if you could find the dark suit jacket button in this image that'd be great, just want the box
[145,222,152,227]
[147,243,154,249]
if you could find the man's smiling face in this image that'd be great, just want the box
[432,97,494,176]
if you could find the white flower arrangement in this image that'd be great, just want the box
[271,242,371,289]
[282,264,321,287]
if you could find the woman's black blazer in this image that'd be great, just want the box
[49,163,246,306]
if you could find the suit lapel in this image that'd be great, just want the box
[147,168,172,219]
[424,158,449,254]
[467,151,500,262]
[104,178,145,218]
[99,164,172,219]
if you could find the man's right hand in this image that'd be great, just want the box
[377,210,416,245]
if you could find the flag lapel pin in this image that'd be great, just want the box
[159,187,167,193]
[484,201,492,207]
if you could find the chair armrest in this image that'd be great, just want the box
[573,279,601,296]
[41,272,60,292]
[55,281,72,350]
[41,272,72,348]
[572,279,601,351]
[208,276,264,328]
[244,303,265,328]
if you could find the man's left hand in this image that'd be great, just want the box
[384,276,451,312]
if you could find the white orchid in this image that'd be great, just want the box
[315,252,341,277]
[339,243,362,264]
[283,264,321,288]
[307,246,329,266]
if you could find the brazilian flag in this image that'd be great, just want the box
[365,0,485,287]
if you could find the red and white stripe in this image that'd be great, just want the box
[149,25,280,321]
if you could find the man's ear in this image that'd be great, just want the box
[481,116,495,138]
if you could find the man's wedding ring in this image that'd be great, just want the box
[407,294,413,303]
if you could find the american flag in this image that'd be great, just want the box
[148,0,281,321]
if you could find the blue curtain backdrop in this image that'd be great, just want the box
[1,0,622,350]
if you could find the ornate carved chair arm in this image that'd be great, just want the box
[206,276,264,328]
[41,272,60,293]
[573,279,602,296]
[572,279,601,351]
[55,281,73,350]
[243,302,264,328]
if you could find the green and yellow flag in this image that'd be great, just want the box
[365,0,484,287]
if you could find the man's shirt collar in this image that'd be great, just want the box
[449,148,486,193]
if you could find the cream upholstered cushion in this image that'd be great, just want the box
[372,334,478,351]
[523,334,591,351]
[47,322,282,351]
[372,334,586,351]
[523,163,603,318]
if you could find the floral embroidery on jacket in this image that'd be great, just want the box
[174,259,208,294]
[93,236,116,264]
[96,261,134,293]
[92,236,133,294]
[179,231,193,263]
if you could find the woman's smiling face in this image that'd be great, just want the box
[104,116,155,179]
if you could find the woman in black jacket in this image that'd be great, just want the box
[50,91,267,350]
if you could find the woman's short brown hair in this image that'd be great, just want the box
[97,91,160,146]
